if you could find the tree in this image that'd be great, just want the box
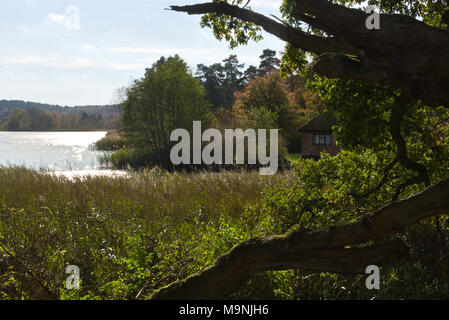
[221,54,245,108]
[196,51,286,110]
[234,71,299,150]
[147,1,449,299]
[121,55,211,165]
[234,70,322,153]
[235,72,289,112]
[26,108,54,131]
[243,65,258,84]
[6,108,30,131]
[258,49,280,76]
[196,63,226,109]
[196,55,245,110]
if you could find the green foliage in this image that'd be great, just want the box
[258,49,281,76]
[196,55,246,110]
[308,76,449,186]
[308,77,394,150]
[1,152,449,299]
[196,50,282,110]
[249,150,393,232]
[5,109,30,131]
[0,167,280,299]
[3,0,449,301]
[244,106,278,131]
[200,0,262,49]
[94,131,127,151]
[241,150,449,299]
[121,55,212,168]
[106,148,170,170]
[234,71,322,153]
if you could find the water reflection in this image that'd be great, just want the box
[0,131,126,177]
[50,169,129,179]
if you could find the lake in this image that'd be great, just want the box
[0,131,127,177]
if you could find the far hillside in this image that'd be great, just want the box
[0,100,122,131]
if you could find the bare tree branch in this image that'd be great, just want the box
[170,2,358,56]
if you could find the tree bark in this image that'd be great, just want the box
[151,178,449,299]
[171,0,449,107]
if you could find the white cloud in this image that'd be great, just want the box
[82,44,97,50]
[4,71,16,78]
[252,0,282,10]
[106,62,146,71]
[48,13,66,23]
[0,24,32,34]
[108,46,229,58]
[109,46,168,54]
[48,6,80,30]
[0,54,146,71]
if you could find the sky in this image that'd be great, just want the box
[0,0,285,106]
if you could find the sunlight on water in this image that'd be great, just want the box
[50,170,129,179]
[0,132,127,177]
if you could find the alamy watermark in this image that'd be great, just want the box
[365,265,380,290]
[49,5,80,30]
[365,5,380,30]
[65,265,80,290]
[170,121,279,175]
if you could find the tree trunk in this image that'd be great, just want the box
[171,0,449,107]
[151,178,449,299]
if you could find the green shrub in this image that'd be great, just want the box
[95,132,127,151]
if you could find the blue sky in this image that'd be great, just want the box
[0,0,285,106]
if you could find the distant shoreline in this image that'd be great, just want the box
[0,129,110,132]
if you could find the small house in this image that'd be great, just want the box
[298,113,339,160]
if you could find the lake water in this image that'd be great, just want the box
[0,131,127,177]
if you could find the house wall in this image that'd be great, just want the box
[300,132,339,158]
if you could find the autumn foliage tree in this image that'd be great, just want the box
[233,71,322,153]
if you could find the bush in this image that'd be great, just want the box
[107,148,171,170]
[95,132,127,151]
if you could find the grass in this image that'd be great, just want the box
[285,153,301,163]
[0,166,285,300]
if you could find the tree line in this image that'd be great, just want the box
[0,104,121,131]
[105,49,323,169]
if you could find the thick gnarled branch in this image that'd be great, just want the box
[172,0,449,106]
[389,93,430,188]
[170,2,358,56]
[151,178,449,299]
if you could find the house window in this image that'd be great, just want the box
[313,134,331,146]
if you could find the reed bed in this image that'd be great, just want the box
[0,166,286,300]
